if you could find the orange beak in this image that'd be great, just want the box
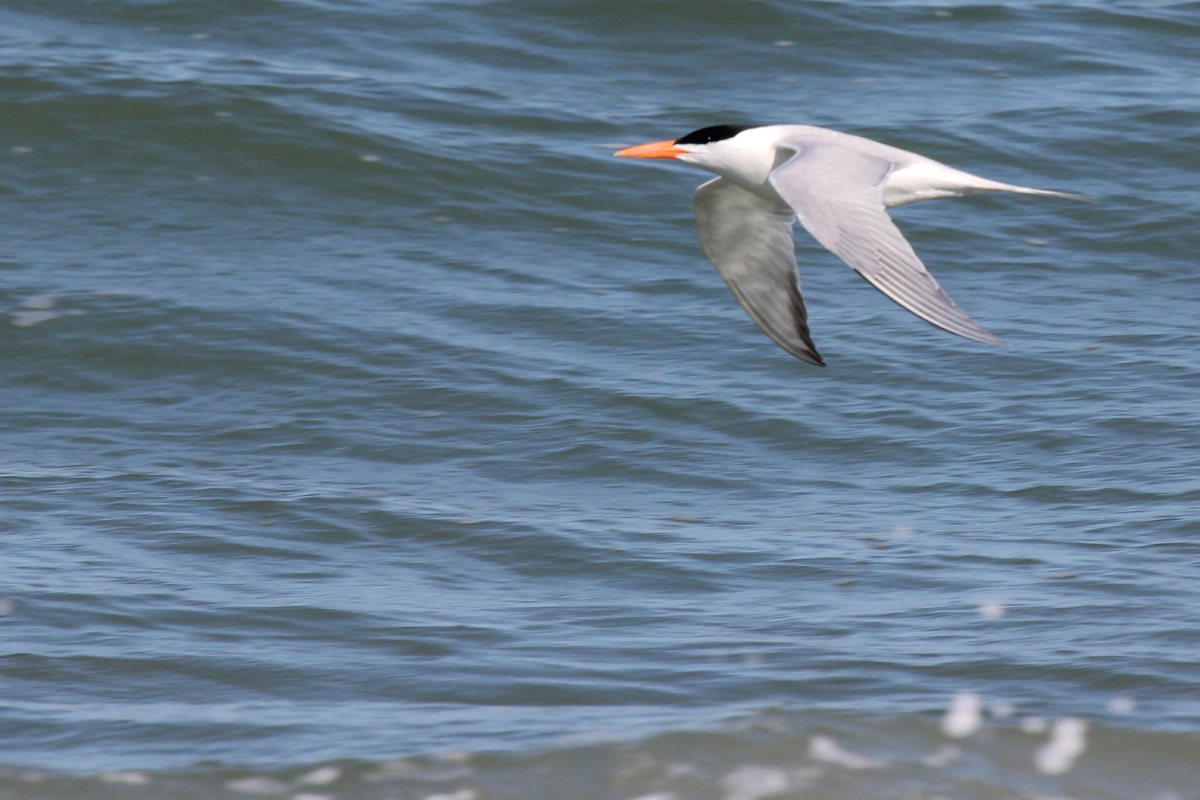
[614,139,687,159]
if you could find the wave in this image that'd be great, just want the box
[1,707,1195,798]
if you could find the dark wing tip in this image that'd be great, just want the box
[779,345,825,366]
[780,342,825,366]
[788,280,825,366]
[779,331,825,366]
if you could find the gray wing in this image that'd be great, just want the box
[693,177,824,366]
[767,141,1005,345]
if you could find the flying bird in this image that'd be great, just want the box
[616,124,1082,366]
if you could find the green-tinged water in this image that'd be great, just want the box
[1,1,1198,797]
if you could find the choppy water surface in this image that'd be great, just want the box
[2,0,1199,797]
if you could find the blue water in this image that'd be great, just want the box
[1,1,1199,797]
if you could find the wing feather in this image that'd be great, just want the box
[692,177,824,365]
[767,141,1005,345]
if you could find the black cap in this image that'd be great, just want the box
[676,124,759,145]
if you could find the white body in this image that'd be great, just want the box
[679,124,1069,208]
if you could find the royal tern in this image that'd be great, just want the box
[616,124,1082,366]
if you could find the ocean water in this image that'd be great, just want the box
[1,0,1199,797]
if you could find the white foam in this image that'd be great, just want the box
[21,294,58,310]
[227,777,290,795]
[979,601,1005,620]
[297,766,340,785]
[942,692,983,738]
[12,310,60,327]
[1108,696,1136,714]
[1035,717,1087,775]
[721,765,789,800]
[422,791,475,800]
[808,736,885,769]
[99,771,150,785]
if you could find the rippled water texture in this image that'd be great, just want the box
[1,0,1198,797]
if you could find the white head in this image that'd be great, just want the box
[615,124,782,190]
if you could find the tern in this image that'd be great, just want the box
[616,124,1082,366]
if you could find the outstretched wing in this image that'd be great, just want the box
[768,140,1005,345]
[693,177,824,366]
